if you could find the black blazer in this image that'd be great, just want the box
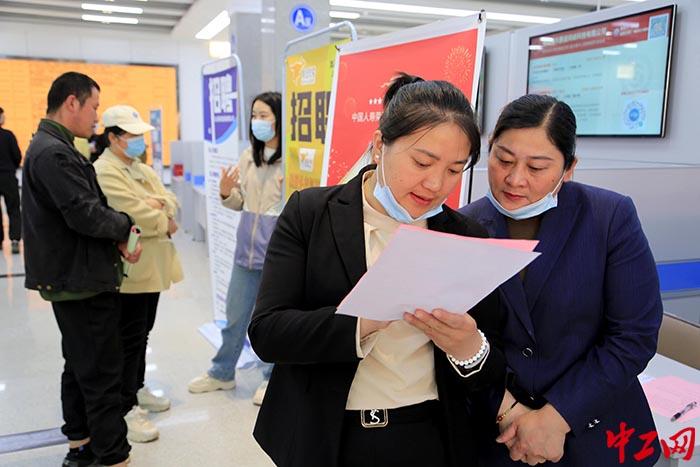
[249,166,506,467]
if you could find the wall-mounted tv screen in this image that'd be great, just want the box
[527,5,675,137]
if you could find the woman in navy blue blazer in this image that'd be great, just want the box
[460,95,662,466]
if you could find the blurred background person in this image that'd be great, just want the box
[94,105,183,443]
[0,106,22,254]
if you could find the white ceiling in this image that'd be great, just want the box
[0,0,645,38]
[0,0,194,33]
[329,0,644,37]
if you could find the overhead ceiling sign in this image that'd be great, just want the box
[290,4,316,33]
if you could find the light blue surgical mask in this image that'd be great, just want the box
[372,149,444,224]
[486,174,565,220]
[251,119,275,143]
[121,135,146,159]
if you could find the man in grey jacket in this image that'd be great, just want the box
[22,72,141,467]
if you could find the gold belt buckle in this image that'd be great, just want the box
[360,409,388,428]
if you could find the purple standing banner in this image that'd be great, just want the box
[203,66,238,144]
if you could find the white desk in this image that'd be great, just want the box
[644,354,700,467]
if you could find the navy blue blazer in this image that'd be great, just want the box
[460,181,662,466]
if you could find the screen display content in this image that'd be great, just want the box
[527,5,675,137]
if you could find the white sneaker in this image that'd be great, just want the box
[188,374,236,394]
[252,380,269,406]
[124,406,159,443]
[137,386,170,413]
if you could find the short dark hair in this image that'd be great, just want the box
[250,91,282,167]
[379,72,481,168]
[47,72,100,115]
[490,94,577,169]
[0,107,4,115]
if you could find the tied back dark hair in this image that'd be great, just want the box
[92,126,126,162]
[490,94,577,169]
[47,72,100,115]
[250,91,282,167]
[379,72,481,168]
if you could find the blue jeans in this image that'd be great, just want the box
[208,264,273,382]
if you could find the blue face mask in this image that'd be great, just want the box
[372,149,444,224]
[486,174,565,220]
[251,119,275,143]
[121,135,146,159]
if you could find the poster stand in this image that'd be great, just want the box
[281,21,358,201]
[322,14,486,208]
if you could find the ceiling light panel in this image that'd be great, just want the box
[82,3,143,15]
[82,14,139,24]
[330,10,361,19]
[328,0,560,24]
[195,10,230,40]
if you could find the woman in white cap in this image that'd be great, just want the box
[93,105,183,443]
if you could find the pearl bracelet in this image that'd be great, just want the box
[448,329,489,369]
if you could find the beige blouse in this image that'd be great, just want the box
[345,171,439,410]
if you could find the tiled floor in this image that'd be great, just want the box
[0,230,274,466]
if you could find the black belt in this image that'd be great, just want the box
[345,400,440,429]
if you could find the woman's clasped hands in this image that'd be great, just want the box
[496,393,571,465]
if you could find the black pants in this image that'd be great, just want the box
[339,402,448,467]
[52,292,130,466]
[0,171,21,242]
[120,292,160,412]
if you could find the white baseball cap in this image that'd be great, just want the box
[102,105,154,135]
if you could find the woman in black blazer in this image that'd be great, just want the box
[249,74,506,467]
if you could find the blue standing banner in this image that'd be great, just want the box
[203,67,238,144]
[200,55,262,370]
[200,55,258,368]
[202,58,241,324]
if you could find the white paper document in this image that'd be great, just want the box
[336,225,541,321]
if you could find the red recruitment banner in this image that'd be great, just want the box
[529,6,673,60]
[323,18,484,209]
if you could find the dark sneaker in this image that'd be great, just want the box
[11,240,20,254]
[62,443,96,467]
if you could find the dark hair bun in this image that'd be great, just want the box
[93,126,125,158]
[383,72,424,108]
[378,73,481,168]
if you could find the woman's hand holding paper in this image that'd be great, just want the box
[359,318,391,338]
[403,308,482,360]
